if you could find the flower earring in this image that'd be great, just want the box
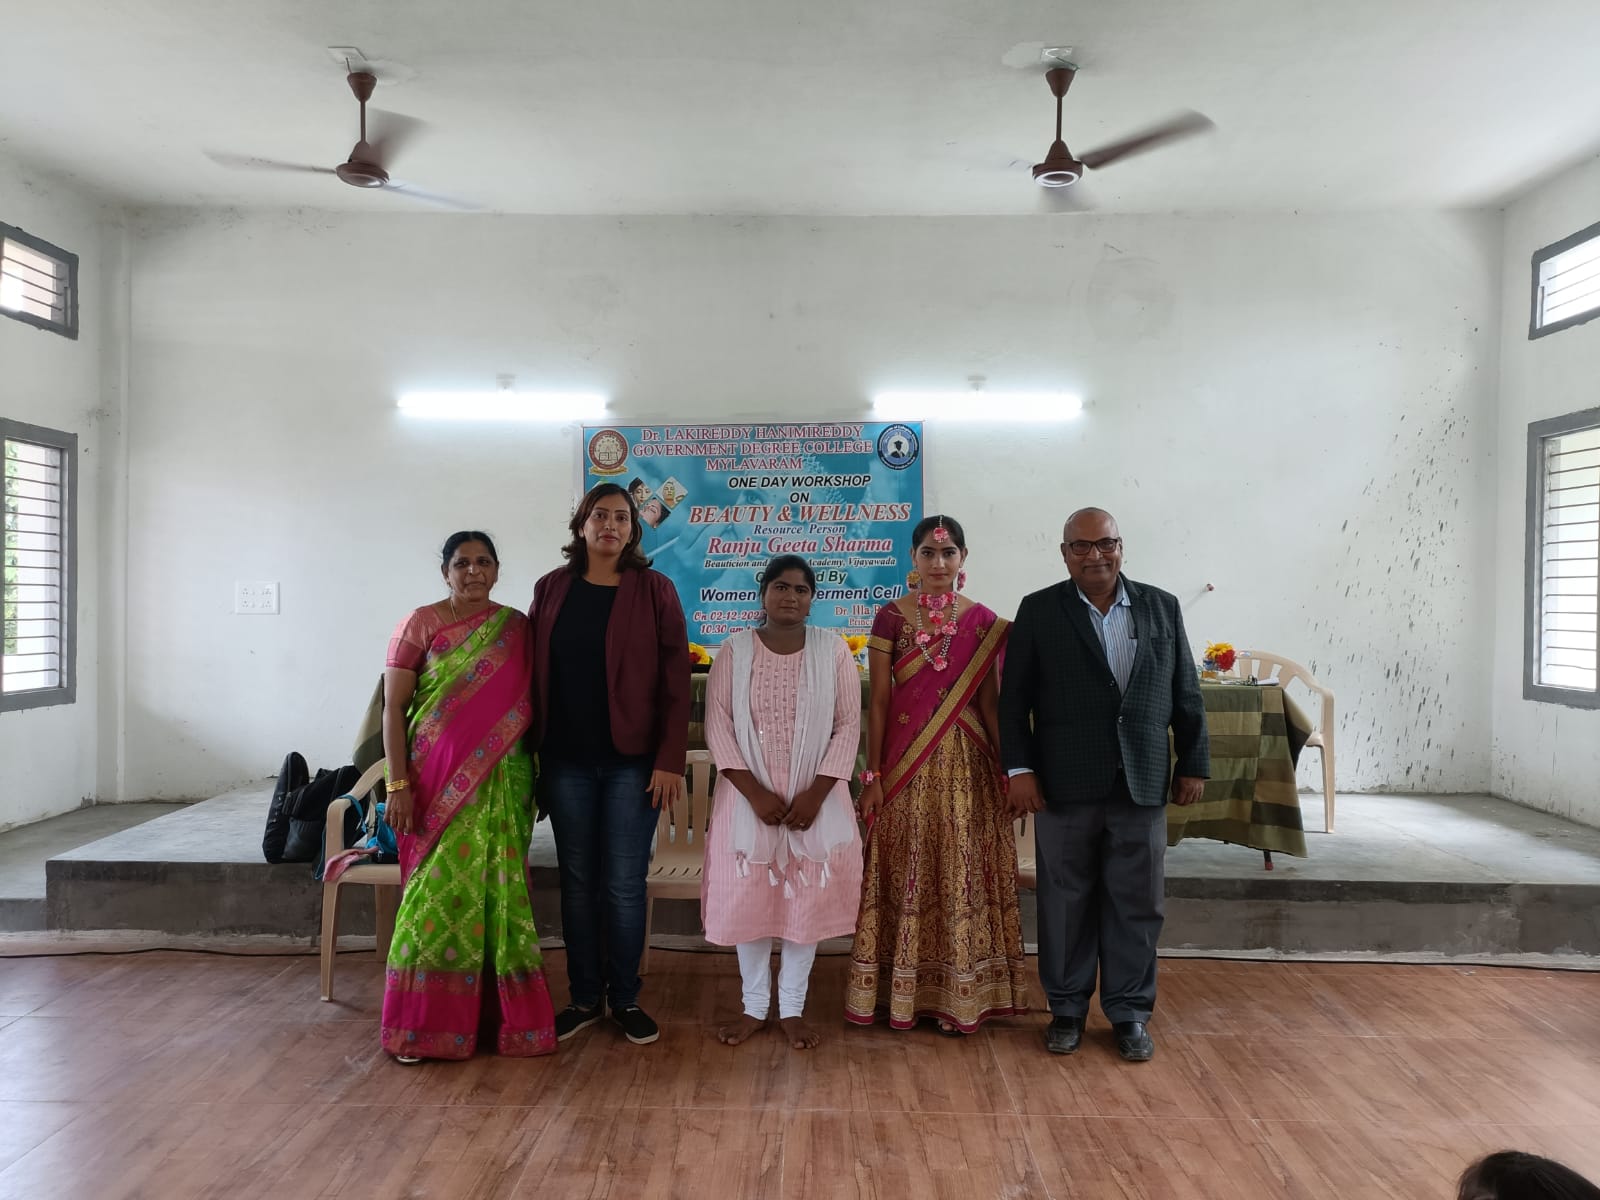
[957,570,968,592]
[905,569,921,592]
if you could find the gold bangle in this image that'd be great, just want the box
[385,778,410,794]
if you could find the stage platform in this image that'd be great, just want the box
[6,788,1599,962]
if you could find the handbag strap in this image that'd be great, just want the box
[337,791,381,840]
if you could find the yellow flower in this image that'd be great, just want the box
[687,642,713,666]
[839,632,870,674]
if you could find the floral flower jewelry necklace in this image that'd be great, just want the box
[914,590,960,672]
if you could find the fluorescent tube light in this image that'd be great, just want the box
[397,391,609,421]
[871,391,1084,421]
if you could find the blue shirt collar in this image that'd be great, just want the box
[1076,577,1130,611]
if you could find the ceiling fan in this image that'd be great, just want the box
[1027,65,1213,209]
[205,71,478,210]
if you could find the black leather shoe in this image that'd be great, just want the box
[1045,1015,1084,1055]
[1113,1021,1154,1062]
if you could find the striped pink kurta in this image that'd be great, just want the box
[700,636,864,946]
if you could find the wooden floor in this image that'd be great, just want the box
[0,948,1596,1199]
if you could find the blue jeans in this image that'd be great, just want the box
[541,757,657,1011]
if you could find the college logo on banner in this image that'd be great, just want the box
[585,427,632,476]
[581,422,925,645]
[875,424,920,471]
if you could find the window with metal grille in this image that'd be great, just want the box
[1,420,76,711]
[0,223,78,340]
[1531,219,1600,339]
[1525,408,1600,708]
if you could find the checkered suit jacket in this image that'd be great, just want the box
[999,576,1209,808]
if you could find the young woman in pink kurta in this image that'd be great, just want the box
[701,555,863,1049]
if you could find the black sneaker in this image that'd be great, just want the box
[610,1004,660,1045]
[555,1003,603,1042]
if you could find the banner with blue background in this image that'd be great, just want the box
[581,422,924,646]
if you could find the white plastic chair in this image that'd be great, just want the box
[1231,651,1337,833]
[319,760,401,1001]
[641,750,715,974]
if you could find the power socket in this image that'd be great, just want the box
[234,581,280,615]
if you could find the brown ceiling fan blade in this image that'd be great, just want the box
[366,109,426,171]
[1079,111,1213,170]
[204,151,336,175]
[382,182,482,212]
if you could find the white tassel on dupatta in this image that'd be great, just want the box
[725,628,854,890]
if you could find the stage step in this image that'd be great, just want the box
[28,789,1600,960]
[0,802,186,933]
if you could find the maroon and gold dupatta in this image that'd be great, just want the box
[870,602,1009,804]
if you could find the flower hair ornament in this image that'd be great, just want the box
[931,518,951,544]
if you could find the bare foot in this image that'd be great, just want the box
[780,1017,822,1050]
[717,1015,768,1045]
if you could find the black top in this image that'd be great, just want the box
[543,578,621,764]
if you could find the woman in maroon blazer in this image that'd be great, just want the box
[528,483,690,1047]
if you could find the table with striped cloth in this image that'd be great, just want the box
[1167,681,1311,858]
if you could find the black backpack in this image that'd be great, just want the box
[281,764,363,866]
[261,752,309,863]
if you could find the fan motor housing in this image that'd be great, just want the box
[336,160,390,188]
[1032,139,1084,188]
[1033,162,1082,187]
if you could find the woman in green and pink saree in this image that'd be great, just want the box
[373,531,557,1062]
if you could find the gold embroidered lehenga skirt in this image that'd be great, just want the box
[845,724,1028,1031]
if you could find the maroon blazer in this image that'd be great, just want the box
[528,566,690,774]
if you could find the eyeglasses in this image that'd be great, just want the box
[1066,537,1122,556]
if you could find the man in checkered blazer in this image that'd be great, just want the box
[999,508,1209,1063]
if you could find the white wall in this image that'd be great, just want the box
[119,208,1501,801]
[1491,154,1600,825]
[0,150,115,830]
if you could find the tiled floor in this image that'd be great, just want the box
[0,948,1595,1198]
